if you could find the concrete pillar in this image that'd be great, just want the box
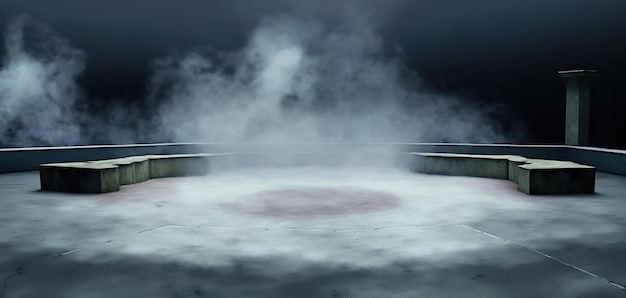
[558,69,598,146]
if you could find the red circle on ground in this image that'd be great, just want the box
[223,186,402,218]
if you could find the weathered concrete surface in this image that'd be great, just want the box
[507,155,529,183]
[559,69,598,146]
[1,167,625,297]
[412,153,514,179]
[89,156,150,185]
[147,154,211,178]
[39,163,120,193]
[518,159,596,195]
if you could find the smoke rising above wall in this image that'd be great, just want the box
[0,14,517,147]
[0,15,85,147]
[148,15,513,144]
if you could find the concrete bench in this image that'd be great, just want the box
[410,153,595,195]
[88,156,150,185]
[148,154,211,178]
[517,159,595,194]
[39,162,120,193]
[40,154,218,193]
[412,153,517,179]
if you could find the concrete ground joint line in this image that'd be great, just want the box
[459,224,626,290]
[59,224,172,256]
[0,274,13,298]
[165,223,461,233]
[0,267,27,298]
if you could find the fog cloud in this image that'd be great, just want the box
[149,15,511,144]
[0,15,84,146]
[0,14,516,148]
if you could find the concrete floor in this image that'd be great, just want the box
[0,166,625,297]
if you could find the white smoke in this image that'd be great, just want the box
[148,15,513,144]
[0,15,85,147]
[0,14,518,148]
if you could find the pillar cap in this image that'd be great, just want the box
[558,69,598,78]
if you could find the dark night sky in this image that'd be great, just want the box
[1,0,625,147]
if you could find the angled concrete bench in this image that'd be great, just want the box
[410,153,595,195]
[40,154,217,193]
[88,156,150,185]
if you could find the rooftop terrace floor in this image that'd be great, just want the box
[1,166,625,297]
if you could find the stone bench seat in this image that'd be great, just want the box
[412,153,522,180]
[517,159,595,194]
[148,154,212,178]
[410,153,595,195]
[40,154,220,193]
[88,156,150,185]
[40,162,120,193]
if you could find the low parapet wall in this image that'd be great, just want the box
[1,143,625,175]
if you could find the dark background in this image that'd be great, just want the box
[1,0,625,148]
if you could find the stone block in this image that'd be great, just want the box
[517,160,595,195]
[89,156,150,185]
[507,156,529,184]
[39,162,120,193]
[148,154,210,178]
[133,157,150,183]
[411,153,512,179]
